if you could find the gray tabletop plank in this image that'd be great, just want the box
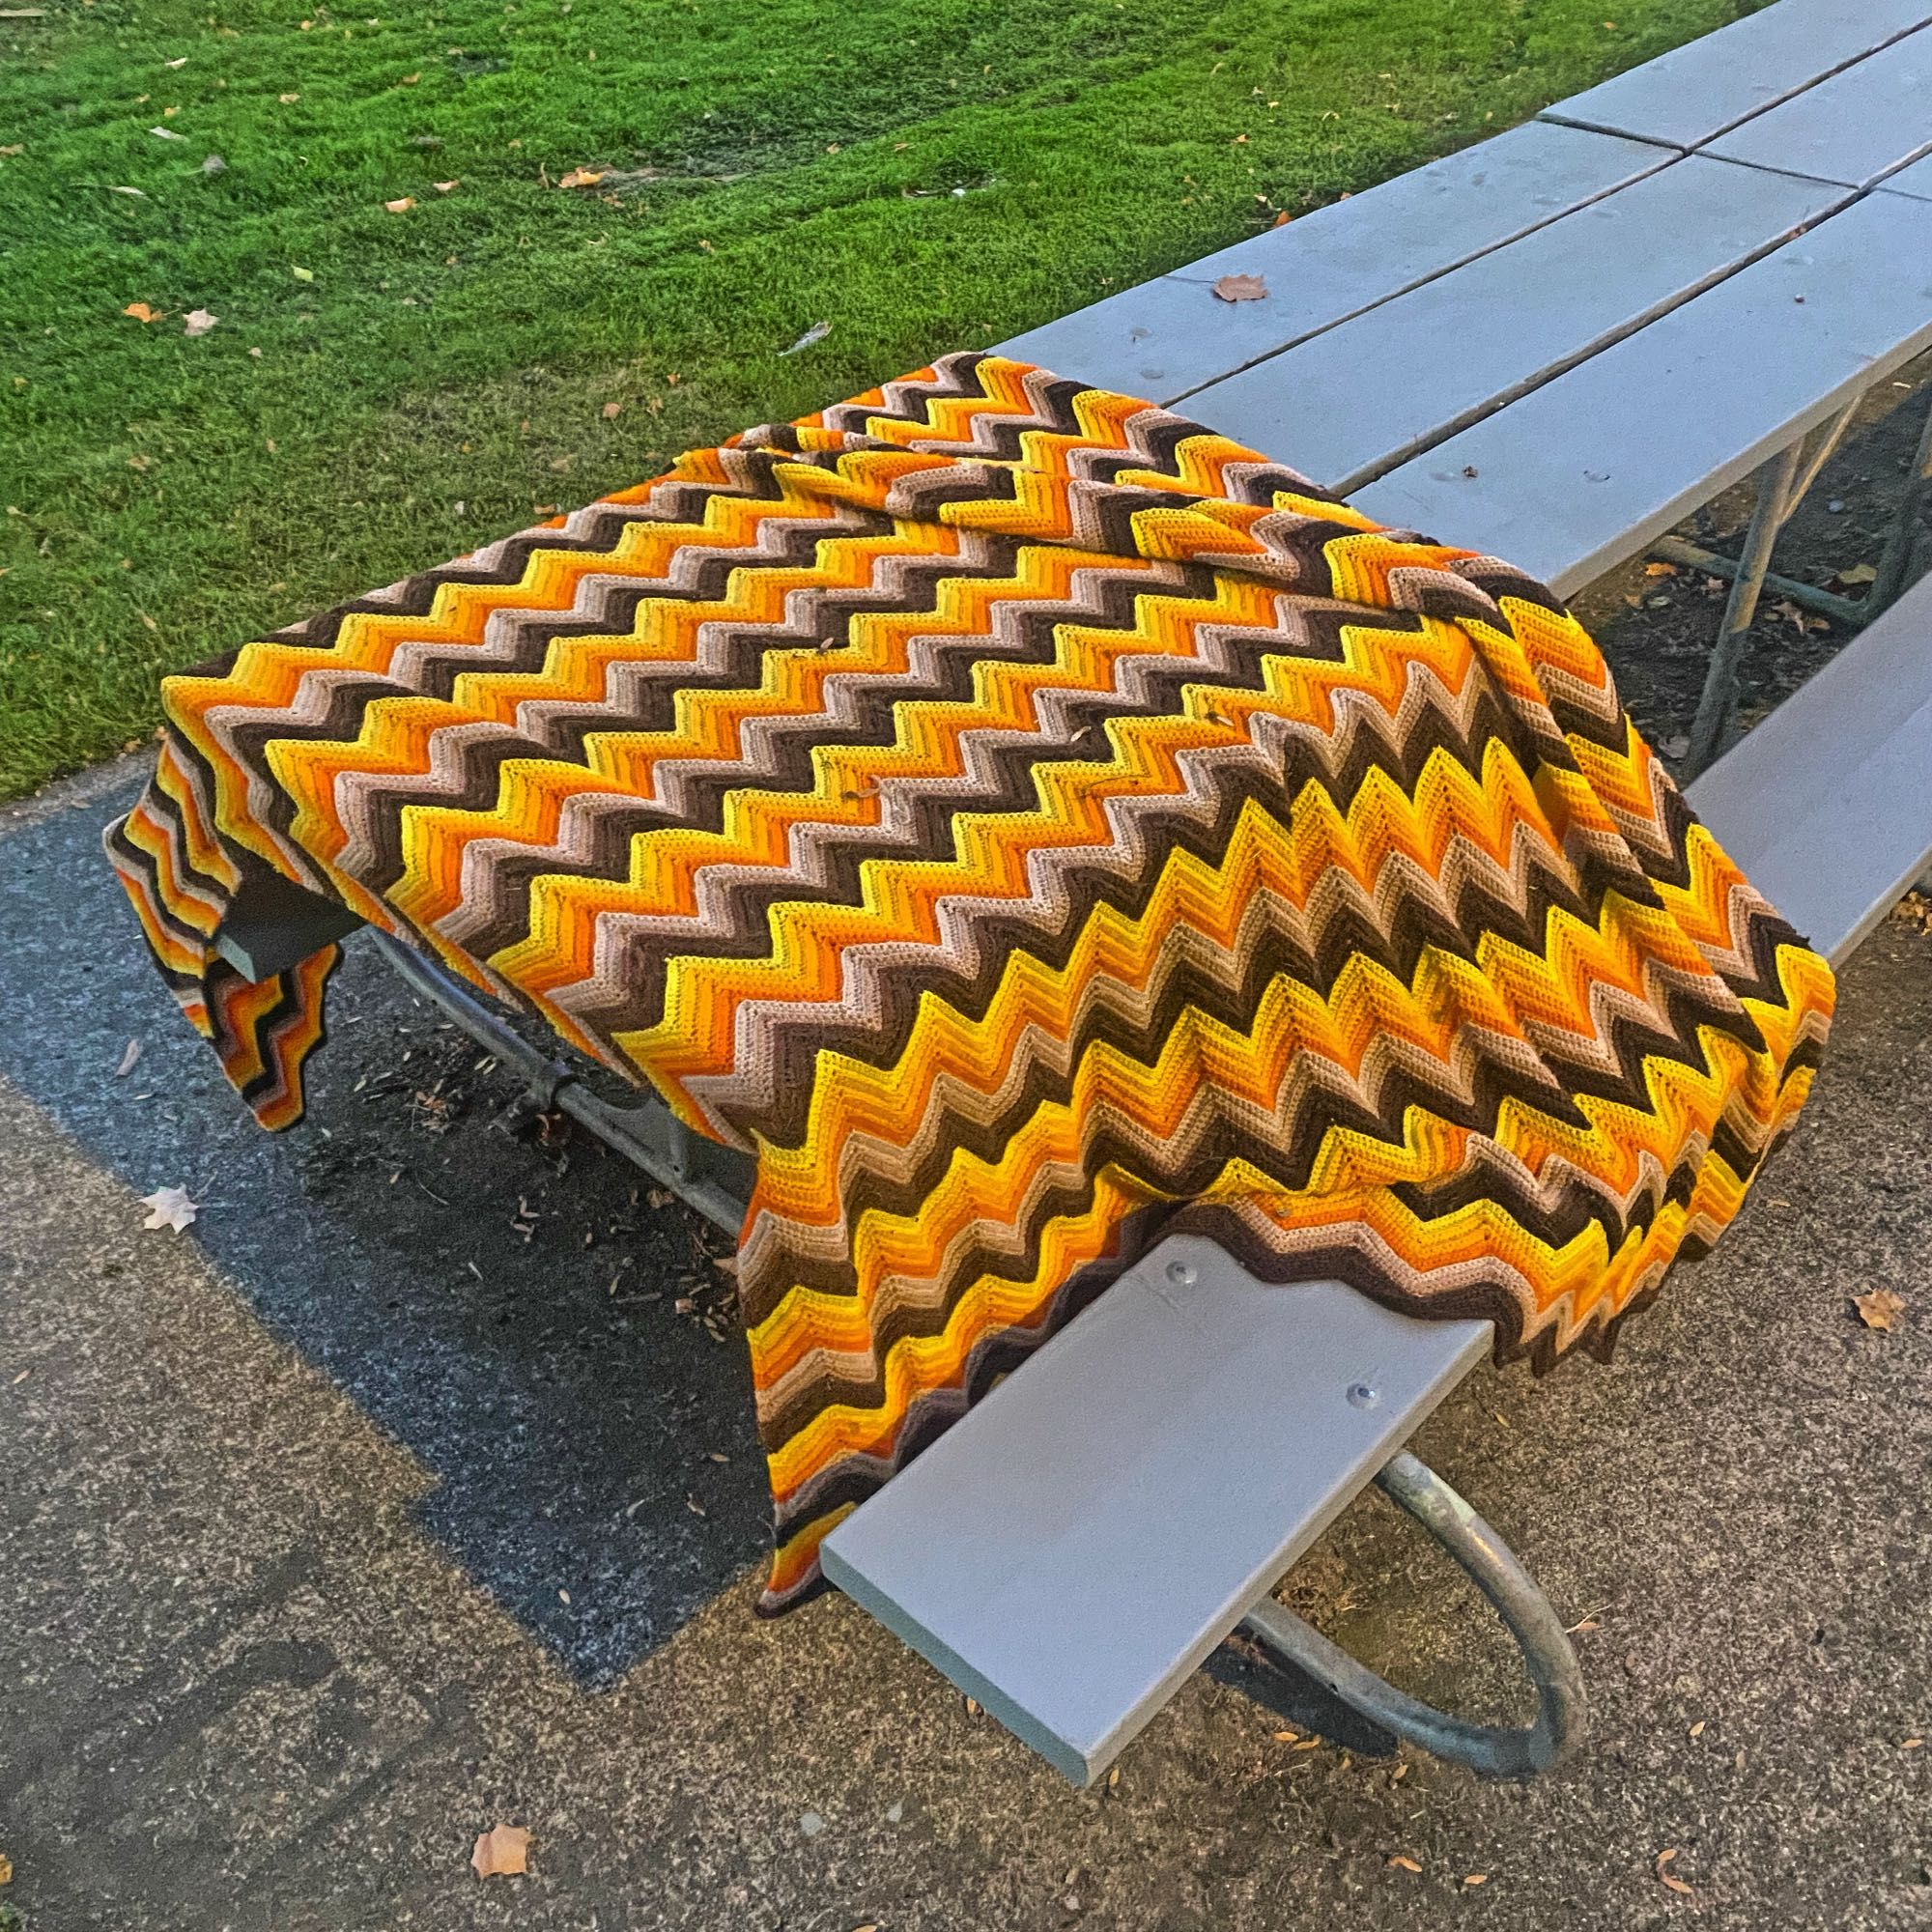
[1183,156,1841,497]
[1687,570,1932,964]
[821,1240,1488,1785]
[1352,191,1932,597]
[1705,23,1932,186]
[995,122,1668,407]
[1541,0,1932,149]
[1880,148,1932,197]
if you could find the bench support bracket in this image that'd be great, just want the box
[1238,1449,1586,1778]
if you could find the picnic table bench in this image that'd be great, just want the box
[211,0,1932,1792]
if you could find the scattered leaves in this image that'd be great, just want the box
[1386,1855,1422,1873]
[139,1184,199,1233]
[779,319,832,355]
[183,307,216,336]
[1462,1873,1489,1888]
[1853,1288,1905,1332]
[1655,1848,1693,1896]
[558,167,605,188]
[1212,271,1266,302]
[470,1824,529,1879]
[385,195,414,213]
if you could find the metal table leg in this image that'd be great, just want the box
[1239,1449,1586,1779]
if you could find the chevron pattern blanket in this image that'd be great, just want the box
[108,354,1834,1607]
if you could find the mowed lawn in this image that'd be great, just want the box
[1,0,1748,798]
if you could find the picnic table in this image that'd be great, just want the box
[119,0,1932,1797]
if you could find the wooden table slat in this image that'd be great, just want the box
[1352,191,1932,597]
[1182,156,1843,495]
[1541,0,1932,149]
[1705,22,1932,187]
[994,121,1667,407]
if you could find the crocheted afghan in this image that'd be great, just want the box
[108,354,1835,1608]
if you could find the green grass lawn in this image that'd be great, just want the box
[1,0,1750,799]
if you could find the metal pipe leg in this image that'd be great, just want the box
[1239,1449,1586,1779]
[1869,389,1932,615]
[1686,440,1804,776]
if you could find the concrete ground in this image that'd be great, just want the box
[3,396,1931,1927]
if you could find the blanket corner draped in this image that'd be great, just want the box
[106,351,1837,1610]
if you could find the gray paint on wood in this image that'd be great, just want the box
[820,1239,1489,1785]
[1352,191,1932,597]
[1540,0,1932,149]
[993,122,1668,406]
[1686,571,1932,965]
[1182,156,1842,495]
[1879,148,1932,197]
[1704,23,1932,187]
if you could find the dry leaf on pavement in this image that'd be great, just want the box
[1386,1855,1422,1873]
[1212,272,1267,302]
[140,1185,199,1233]
[116,1038,143,1077]
[124,301,164,323]
[470,1823,530,1878]
[1655,1848,1693,1895]
[1853,1288,1904,1331]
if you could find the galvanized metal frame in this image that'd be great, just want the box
[1240,1451,1587,1778]
[1671,383,1932,774]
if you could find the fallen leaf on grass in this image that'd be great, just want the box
[557,167,604,188]
[279,91,299,103]
[201,153,225,175]
[165,55,186,67]
[1386,1855,1422,1873]
[602,400,622,419]
[291,265,315,281]
[1212,271,1267,302]
[107,184,146,196]
[0,144,22,156]
[149,125,184,140]
[385,195,414,213]
[183,307,216,335]
[433,179,458,192]
[1853,1288,1905,1331]
[116,1038,143,1077]
[1655,1848,1693,1896]
[140,1185,199,1233]
[779,320,832,355]
[124,300,164,323]
[470,1823,529,1878]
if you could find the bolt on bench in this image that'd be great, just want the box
[142,0,1932,1792]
